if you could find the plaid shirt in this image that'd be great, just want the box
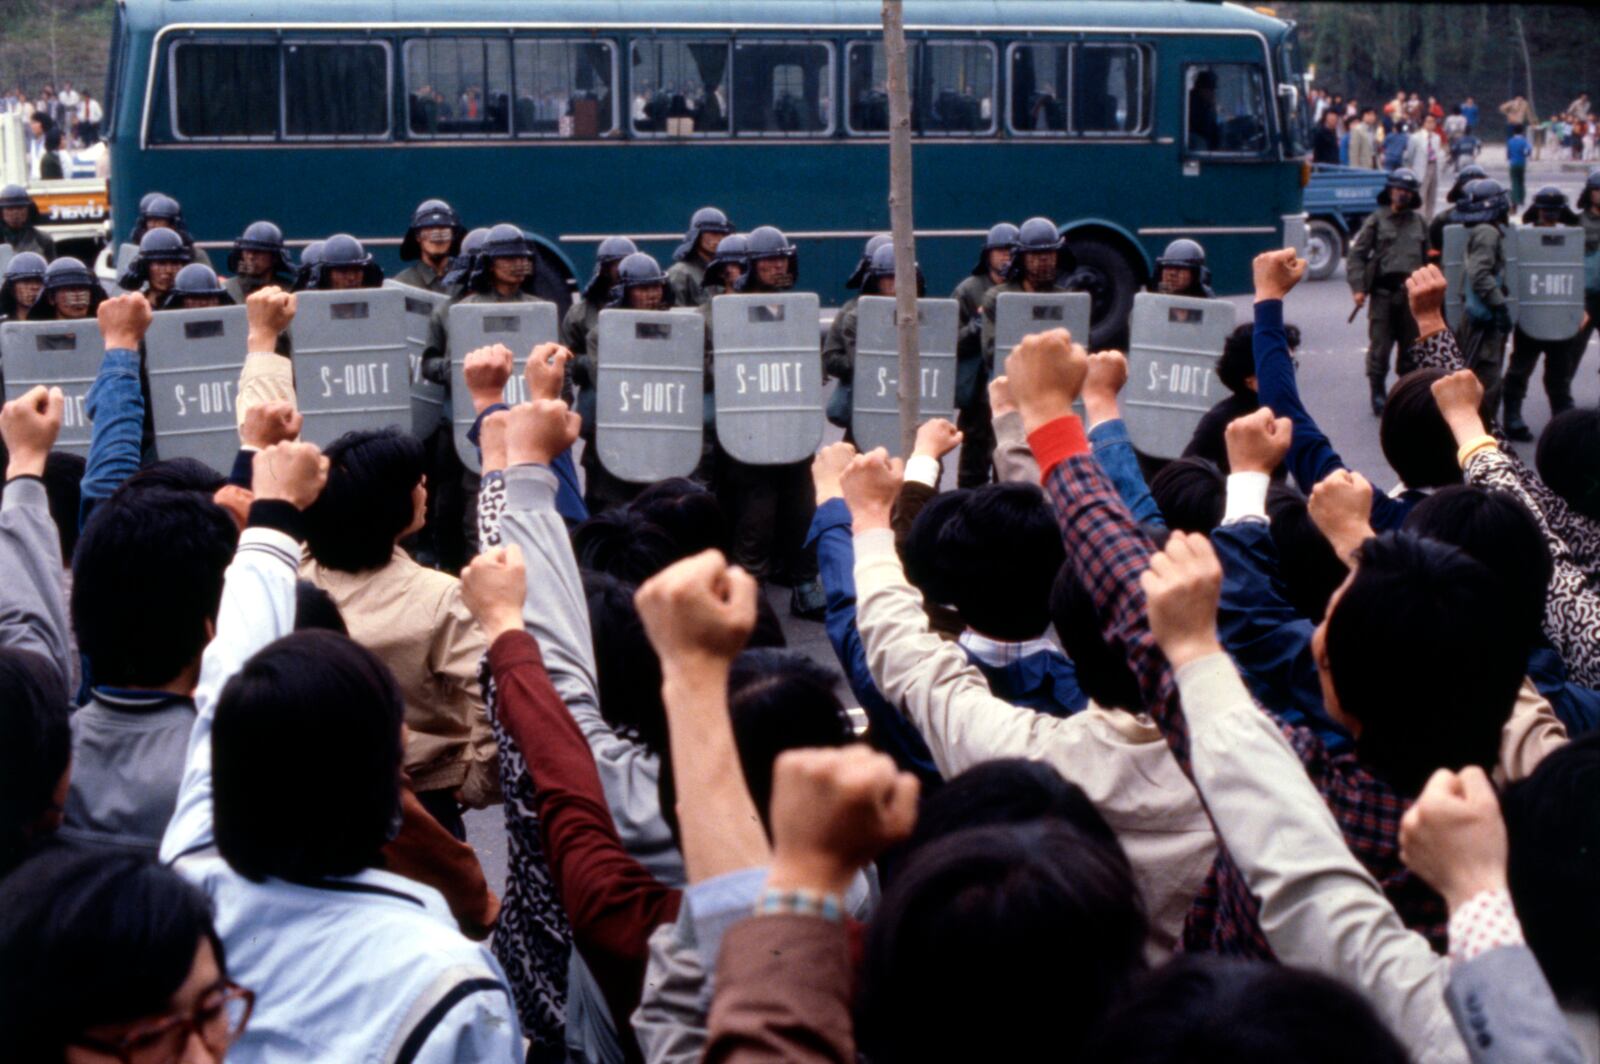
[1041,443,1446,956]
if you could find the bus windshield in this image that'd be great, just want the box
[1277,27,1311,157]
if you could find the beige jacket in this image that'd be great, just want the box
[853,528,1216,956]
[303,547,499,802]
[236,350,295,427]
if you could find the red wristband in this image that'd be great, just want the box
[1027,416,1090,478]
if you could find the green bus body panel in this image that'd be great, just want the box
[106,0,1302,299]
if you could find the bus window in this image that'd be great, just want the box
[405,39,511,137]
[170,42,279,139]
[845,40,915,135]
[283,41,391,139]
[1007,43,1069,134]
[513,40,617,138]
[732,41,832,137]
[1185,63,1269,155]
[631,39,729,136]
[920,41,995,136]
[1073,43,1147,135]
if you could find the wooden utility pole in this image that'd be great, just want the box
[882,0,920,457]
[1513,17,1536,122]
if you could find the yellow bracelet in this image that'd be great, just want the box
[1456,434,1499,468]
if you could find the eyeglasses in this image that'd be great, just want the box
[71,983,254,1064]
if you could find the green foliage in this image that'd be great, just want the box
[0,0,115,94]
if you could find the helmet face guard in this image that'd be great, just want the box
[401,201,467,261]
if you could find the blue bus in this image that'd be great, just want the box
[102,0,1311,344]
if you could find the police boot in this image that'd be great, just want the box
[790,578,827,622]
[1369,380,1387,418]
[1502,396,1534,442]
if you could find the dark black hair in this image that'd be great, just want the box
[43,128,61,151]
[1148,457,1226,534]
[1266,483,1347,622]
[1050,563,1143,711]
[212,631,404,881]
[1536,408,1600,523]
[1380,369,1461,490]
[1325,532,1527,795]
[295,581,348,635]
[72,487,238,687]
[0,648,70,875]
[906,758,1119,856]
[304,429,425,572]
[908,484,1066,640]
[572,507,681,585]
[1404,485,1551,643]
[1217,322,1300,396]
[118,456,226,497]
[900,489,967,604]
[857,821,1148,1064]
[42,450,85,561]
[583,570,667,756]
[0,848,222,1060]
[628,477,730,558]
[1085,955,1410,1064]
[1502,734,1600,1009]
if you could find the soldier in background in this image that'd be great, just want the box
[223,221,296,302]
[665,206,733,308]
[440,227,490,298]
[1455,178,1515,416]
[825,242,924,443]
[0,252,47,321]
[952,223,1016,487]
[305,234,384,291]
[1428,163,1487,260]
[393,199,466,293]
[822,234,890,434]
[291,240,325,292]
[1502,186,1584,439]
[561,235,636,357]
[0,185,55,259]
[1149,238,1215,298]
[30,257,106,321]
[118,228,193,310]
[129,193,211,269]
[699,232,748,299]
[1572,171,1600,387]
[160,263,233,311]
[979,216,1079,372]
[1346,168,1428,415]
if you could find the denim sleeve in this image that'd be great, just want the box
[806,498,941,785]
[79,348,146,527]
[1088,418,1165,529]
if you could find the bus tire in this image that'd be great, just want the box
[1305,219,1343,281]
[1064,235,1138,350]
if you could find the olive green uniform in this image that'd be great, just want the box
[1346,207,1429,392]
[821,297,858,433]
[224,271,293,355]
[1459,222,1511,415]
[979,278,1063,368]
[393,260,451,294]
[561,296,600,357]
[953,271,1000,487]
[0,223,54,260]
[665,256,708,309]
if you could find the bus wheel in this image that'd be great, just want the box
[1063,236,1137,350]
[1305,220,1343,281]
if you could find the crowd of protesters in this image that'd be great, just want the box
[1,82,105,181]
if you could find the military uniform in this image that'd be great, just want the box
[1346,208,1429,392]
[561,295,600,357]
[980,278,1062,369]
[0,222,54,260]
[665,256,708,309]
[1460,222,1512,414]
[822,296,858,432]
[953,271,999,487]
[392,260,451,294]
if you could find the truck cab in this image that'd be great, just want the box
[0,111,110,263]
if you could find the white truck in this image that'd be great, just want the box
[0,111,110,263]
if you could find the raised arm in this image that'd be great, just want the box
[79,295,152,525]
[0,386,73,695]
[235,288,298,428]
[986,377,1041,484]
[1081,350,1165,528]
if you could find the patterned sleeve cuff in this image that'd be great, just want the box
[1448,888,1524,965]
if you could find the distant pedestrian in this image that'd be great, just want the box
[1462,95,1479,132]
[1506,124,1531,209]
[1313,109,1341,165]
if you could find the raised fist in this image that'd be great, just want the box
[1223,408,1293,476]
[1139,530,1225,669]
[463,344,515,412]
[97,292,153,351]
[525,342,573,402]
[768,746,921,895]
[1252,248,1307,303]
[1400,767,1508,911]
[251,441,329,510]
[812,440,857,504]
[1307,470,1375,564]
[839,448,904,532]
[460,544,528,639]
[245,286,296,348]
[239,400,302,450]
[505,399,581,467]
[1004,328,1089,434]
[635,549,759,673]
[913,417,962,461]
[0,385,63,478]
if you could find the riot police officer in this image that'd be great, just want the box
[979,217,1080,372]
[823,234,891,432]
[1347,168,1429,415]
[119,228,193,309]
[826,243,926,443]
[161,263,234,311]
[667,206,734,308]
[130,193,211,269]
[1502,186,1584,438]
[951,223,1016,487]
[0,252,48,321]
[224,221,295,302]
[307,234,384,290]
[1429,163,1487,260]
[561,235,637,357]
[700,232,748,299]
[1455,178,1515,416]
[1149,238,1215,297]
[439,227,491,298]
[394,199,466,292]
[32,257,107,321]
[1568,171,1600,392]
[0,185,55,259]
[292,240,325,292]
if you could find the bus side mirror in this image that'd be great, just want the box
[1277,82,1299,110]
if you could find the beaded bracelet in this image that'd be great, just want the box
[755,887,845,924]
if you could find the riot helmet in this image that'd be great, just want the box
[131,193,193,245]
[1151,238,1213,297]
[0,251,48,318]
[584,235,639,301]
[119,227,193,290]
[845,233,892,290]
[1377,168,1422,209]
[467,223,537,294]
[971,222,1020,278]
[673,206,734,263]
[313,233,384,290]
[1455,179,1510,226]
[735,226,799,292]
[0,184,43,229]
[293,241,326,292]
[1524,186,1580,227]
[400,198,466,261]
[161,263,234,310]
[863,242,925,297]
[1576,170,1600,212]
[440,227,491,289]
[1446,164,1488,204]
[607,251,669,309]
[1004,216,1075,285]
[703,232,749,290]
[38,257,106,321]
[227,220,295,277]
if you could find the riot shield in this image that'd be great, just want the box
[288,288,412,448]
[595,308,705,482]
[384,280,451,437]
[1124,293,1236,460]
[112,242,139,292]
[0,244,12,276]
[850,296,958,455]
[1442,224,1468,332]
[711,292,824,465]
[0,318,105,456]
[994,292,1092,370]
[1511,226,1582,341]
[145,305,249,472]
[448,301,559,472]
